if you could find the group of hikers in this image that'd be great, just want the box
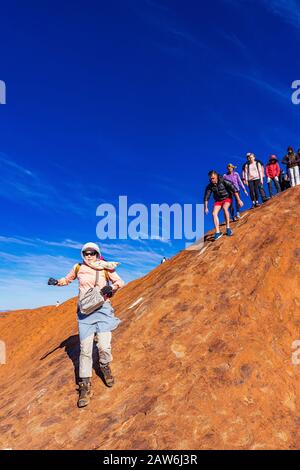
[204,146,300,240]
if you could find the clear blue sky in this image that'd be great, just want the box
[1,0,299,309]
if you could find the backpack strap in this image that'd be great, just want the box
[95,270,109,287]
[95,269,100,287]
[256,161,263,180]
[74,263,82,278]
[104,269,110,286]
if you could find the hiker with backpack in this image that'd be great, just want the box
[223,163,248,221]
[204,170,244,240]
[242,153,268,204]
[242,153,268,207]
[282,146,300,187]
[48,242,124,408]
[265,155,281,197]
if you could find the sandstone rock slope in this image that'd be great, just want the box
[0,188,300,450]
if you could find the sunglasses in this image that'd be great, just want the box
[83,251,97,257]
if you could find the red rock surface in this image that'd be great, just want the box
[1,187,300,450]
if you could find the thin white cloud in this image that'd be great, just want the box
[0,153,106,217]
[224,0,300,31]
[0,235,84,249]
[0,235,37,246]
[36,239,84,249]
[0,153,35,177]
[218,30,247,52]
[165,26,207,50]
[0,251,78,277]
[260,0,300,30]
[0,275,78,311]
[230,72,290,101]
[0,234,172,252]
[130,0,207,56]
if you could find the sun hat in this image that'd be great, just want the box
[81,242,101,260]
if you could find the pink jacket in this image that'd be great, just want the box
[59,263,125,298]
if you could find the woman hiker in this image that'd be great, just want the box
[223,163,248,221]
[48,242,125,408]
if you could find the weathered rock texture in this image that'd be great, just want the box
[1,187,300,450]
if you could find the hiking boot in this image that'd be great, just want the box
[226,227,233,236]
[254,202,261,207]
[100,363,115,387]
[77,378,92,408]
[213,232,223,241]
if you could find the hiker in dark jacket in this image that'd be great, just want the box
[282,146,300,187]
[266,155,281,197]
[204,171,243,240]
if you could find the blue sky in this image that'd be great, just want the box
[1,0,300,309]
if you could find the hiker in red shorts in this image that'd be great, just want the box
[204,170,244,240]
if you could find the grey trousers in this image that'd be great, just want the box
[79,331,112,379]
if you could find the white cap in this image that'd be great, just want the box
[81,242,101,260]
